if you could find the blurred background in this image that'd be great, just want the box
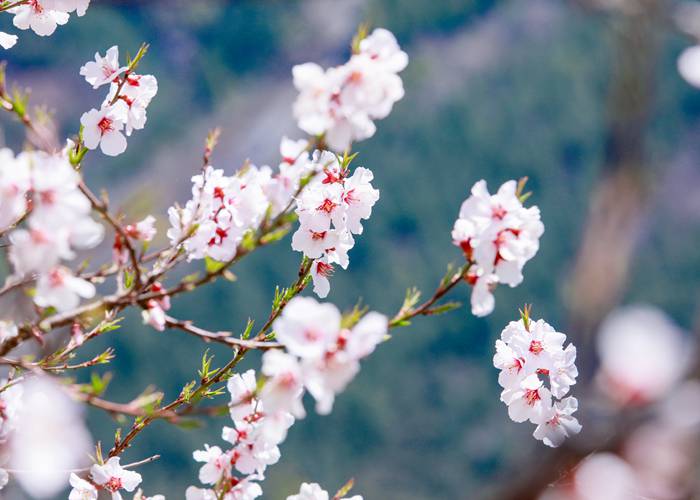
[1,0,700,498]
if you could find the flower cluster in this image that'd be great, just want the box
[263,296,387,415]
[185,298,386,499]
[0,0,90,49]
[452,180,544,316]
[2,147,103,312]
[68,456,145,500]
[80,46,158,156]
[493,314,581,447]
[286,482,362,500]
[167,163,271,263]
[291,152,379,298]
[292,28,407,151]
[185,369,283,500]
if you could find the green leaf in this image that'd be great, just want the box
[204,256,226,274]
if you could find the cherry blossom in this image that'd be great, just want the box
[90,457,142,500]
[133,490,165,500]
[34,266,95,312]
[193,445,231,485]
[167,164,268,263]
[10,1,69,37]
[533,396,582,447]
[292,28,407,151]
[268,297,388,415]
[108,74,158,135]
[494,313,580,447]
[596,305,690,405]
[81,105,128,156]
[9,377,92,498]
[0,148,30,229]
[452,179,543,316]
[80,46,126,89]
[286,482,362,500]
[291,152,379,297]
[69,473,98,500]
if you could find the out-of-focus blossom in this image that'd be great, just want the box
[678,45,700,87]
[34,266,95,312]
[9,377,92,498]
[596,305,691,405]
[0,321,18,344]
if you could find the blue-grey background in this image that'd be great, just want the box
[2,0,699,498]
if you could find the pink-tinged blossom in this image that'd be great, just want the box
[452,180,543,316]
[495,315,580,447]
[292,28,407,151]
[260,350,306,418]
[167,165,269,263]
[533,396,582,448]
[193,445,231,485]
[69,473,98,500]
[270,297,387,415]
[10,0,69,37]
[126,215,157,241]
[228,369,258,422]
[34,266,95,312]
[108,74,158,136]
[273,296,341,359]
[596,305,690,405]
[80,46,126,88]
[501,373,552,424]
[81,105,128,156]
[286,482,362,500]
[141,299,166,331]
[10,377,92,498]
[0,148,30,229]
[90,457,142,500]
[291,153,379,297]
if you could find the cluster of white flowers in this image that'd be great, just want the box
[0,0,90,49]
[167,162,271,263]
[0,147,103,312]
[291,152,379,298]
[263,296,387,415]
[286,482,361,500]
[494,315,581,447]
[185,369,279,500]
[186,297,386,499]
[292,28,407,151]
[452,180,544,316]
[79,46,158,156]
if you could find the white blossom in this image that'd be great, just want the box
[81,105,128,156]
[452,180,543,316]
[80,46,126,89]
[90,457,142,500]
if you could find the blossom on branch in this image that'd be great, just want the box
[292,28,407,151]
[494,313,581,447]
[452,180,543,316]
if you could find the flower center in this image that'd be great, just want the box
[97,116,113,135]
[529,340,544,354]
[524,388,540,406]
[105,477,123,492]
